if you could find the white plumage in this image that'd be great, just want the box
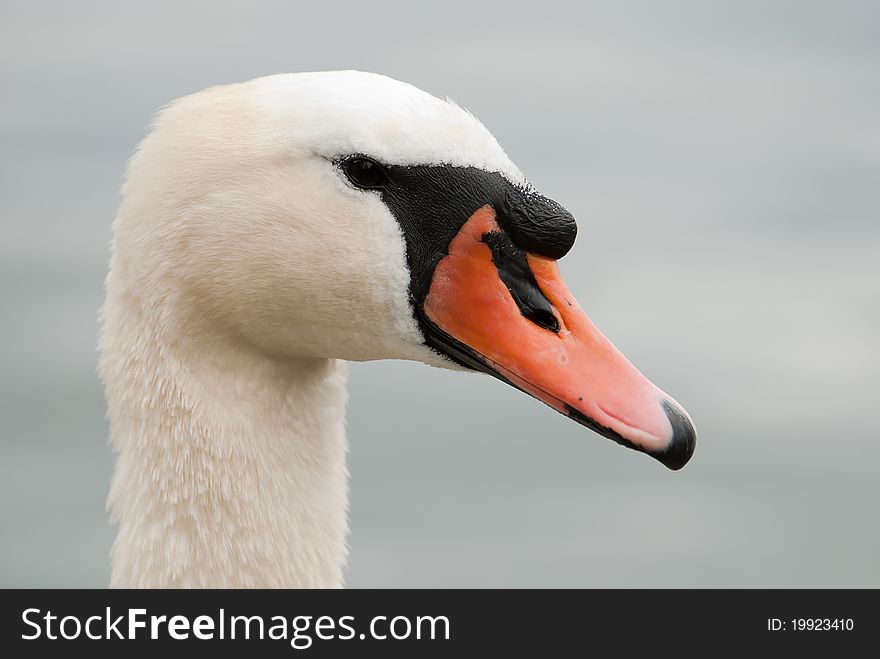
[100,71,525,587]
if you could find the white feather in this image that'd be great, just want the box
[100,71,523,587]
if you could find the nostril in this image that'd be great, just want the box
[481,230,561,334]
[524,306,559,333]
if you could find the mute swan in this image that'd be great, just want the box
[99,71,696,588]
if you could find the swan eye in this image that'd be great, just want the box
[341,156,387,190]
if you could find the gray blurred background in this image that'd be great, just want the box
[1,0,878,587]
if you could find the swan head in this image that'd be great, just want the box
[116,70,695,469]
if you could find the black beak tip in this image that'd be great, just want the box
[652,399,697,470]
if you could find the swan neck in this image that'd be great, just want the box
[101,283,349,587]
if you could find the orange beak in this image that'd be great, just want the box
[422,206,696,469]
